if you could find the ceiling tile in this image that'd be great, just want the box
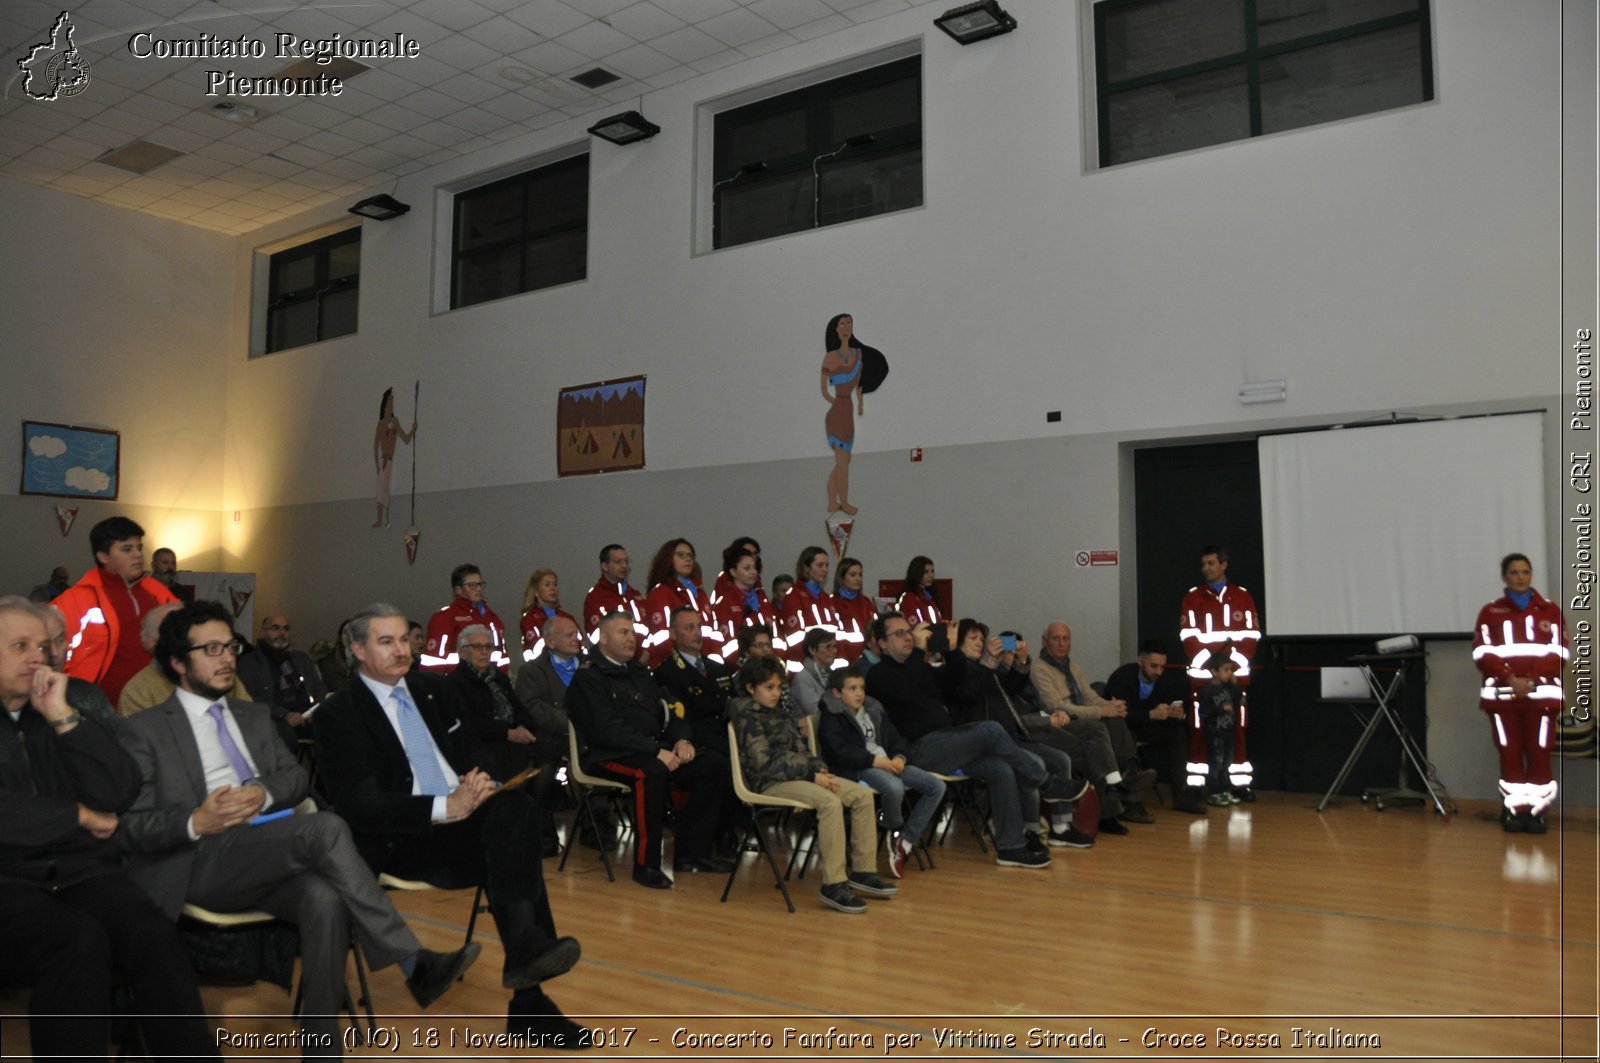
[605,43,677,80]
[508,39,591,77]
[565,0,636,16]
[789,13,850,40]
[408,0,499,32]
[698,7,778,46]
[652,0,739,23]
[459,15,546,55]
[650,24,723,62]
[503,0,591,37]
[747,0,833,31]
[554,20,634,59]
[740,30,798,55]
[607,2,687,40]
[435,72,503,105]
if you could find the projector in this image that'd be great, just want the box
[1376,634,1420,654]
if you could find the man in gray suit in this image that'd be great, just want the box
[118,600,480,1056]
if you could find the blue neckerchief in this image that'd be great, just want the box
[743,588,761,613]
[1138,676,1155,701]
[805,580,822,597]
[1208,580,1227,594]
[541,604,555,619]
[1507,589,1533,610]
[677,576,698,600]
[838,588,858,600]
[473,601,486,616]
[550,654,578,686]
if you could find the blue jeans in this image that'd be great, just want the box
[857,765,947,843]
[907,721,1047,851]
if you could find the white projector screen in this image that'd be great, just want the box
[1259,414,1546,636]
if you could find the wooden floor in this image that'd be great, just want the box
[5,792,1596,1060]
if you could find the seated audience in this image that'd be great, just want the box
[236,612,328,753]
[519,567,577,663]
[653,606,735,754]
[770,573,795,604]
[149,547,180,591]
[314,603,583,1041]
[54,516,179,709]
[789,627,839,722]
[27,565,70,604]
[777,547,838,674]
[583,543,649,647]
[119,602,252,717]
[642,539,718,668]
[565,611,732,889]
[818,666,945,878]
[422,563,509,674]
[1104,639,1205,815]
[865,613,1077,868]
[730,654,896,913]
[1032,621,1157,835]
[709,543,772,668]
[514,614,609,850]
[896,555,942,626]
[121,601,483,1053]
[310,619,354,691]
[831,557,875,663]
[0,597,217,1061]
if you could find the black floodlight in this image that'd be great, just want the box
[587,110,660,145]
[348,193,410,220]
[934,1,1017,44]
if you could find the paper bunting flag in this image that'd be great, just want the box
[229,585,252,618]
[54,503,78,537]
[825,513,853,560]
[404,529,420,566]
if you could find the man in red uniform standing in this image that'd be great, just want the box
[422,564,508,675]
[53,516,178,709]
[583,544,649,649]
[1178,545,1261,801]
[1473,552,1568,833]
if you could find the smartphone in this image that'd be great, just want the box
[1000,634,1018,652]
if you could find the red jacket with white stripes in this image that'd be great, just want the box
[642,580,718,668]
[1178,581,1261,687]
[422,597,508,674]
[582,579,647,643]
[1472,589,1567,711]
[896,589,942,628]
[709,572,774,668]
[519,605,579,663]
[777,582,838,670]
[832,590,876,663]
[54,567,178,699]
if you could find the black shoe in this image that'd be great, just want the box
[995,847,1051,868]
[503,936,581,990]
[1173,795,1208,815]
[1024,831,1048,855]
[820,882,868,913]
[1501,808,1526,833]
[632,865,674,889]
[1120,802,1155,824]
[1098,818,1130,836]
[846,871,898,897]
[1521,811,1547,835]
[714,827,741,859]
[509,988,590,1050]
[672,854,734,874]
[1233,786,1256,803]
[1040,774,1090,803]
[1047,826,1094,848]
[406,943,482,1008]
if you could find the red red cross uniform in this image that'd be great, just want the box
[1473,589,1568,814]
[1179,581,1261,789]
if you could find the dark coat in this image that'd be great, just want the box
[563,653,687,767]
[449,664,542,779]
[817,691,910,776]
[652,648,733,751]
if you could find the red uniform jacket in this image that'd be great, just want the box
[897,589,942,628]
[582,579,648,643]
[708,572,774,668]
[832,590,876,663]
[519,605,579,663]
[777,582,838,673]
[643,580,718,668]
[1178,581,1261,686]
[1472,590,1567,711]
[54,567,178,704]
[422,596,508,674]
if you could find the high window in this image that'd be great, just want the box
[712,55,922,250]
[263,228,360,353]
[1094,0,1433,167]
[451,153,589,309]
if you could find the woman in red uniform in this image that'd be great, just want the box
[897,555,942,627]
[831,557,875,664]
[1472,553,1569,833]
[710,544,772,669]
[519,567,577,663]
[643,538,716,668]
[777,547,837,674]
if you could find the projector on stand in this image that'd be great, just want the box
[1376,634,1420,655]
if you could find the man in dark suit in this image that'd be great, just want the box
[314,603,584,1044]
[237,612,329,753]
[652,606,735,754]
[1104,638,1206,814]
[0,596,216,1061]
[119,601,480,1057]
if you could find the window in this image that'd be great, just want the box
[264,228,360,353]
[1094,0,1433,167]
[451,153,589,309]
[712,55,922,250]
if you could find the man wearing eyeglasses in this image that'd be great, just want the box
[421,563,509,675]
[238,613,329,753]
[119,600,483,1053]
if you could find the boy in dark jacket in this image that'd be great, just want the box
[818,666,944,878]
[1198,653,1242,807]
[730,655,896,913]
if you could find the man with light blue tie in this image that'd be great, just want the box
[119,600,481,1058]
[314,603,586,1046]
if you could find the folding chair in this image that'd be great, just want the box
[376,876,489,949]
[721,722,818,913]
[928,770,993,853]
[557,724,634,882]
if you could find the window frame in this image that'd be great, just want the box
[449,151,590,311]
[261,226,361,355]
[709,52,923,251]
[1092,0,1434,168]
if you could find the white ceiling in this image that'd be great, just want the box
[1,0,938,235]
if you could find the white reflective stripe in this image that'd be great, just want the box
[1531,684,1564,701]
[523,648,536,663]
[633,622,650,637]
[707,652,724,665]
[785,660,803,674]
[1187,631,1242,645]
[1228,772,1252,786]
[836,631,865,645]
[720,639,739,657]
[1502,620,1514,645]
[1480,624,1492,643]
[490,649,508,668]
[528,637,547,660]
[1525,616,1535,640]
[1231,760,1253,773]
[1187,610,1196,627]
[1474,642,1571,661]
[1223,604,1231,626]
[1186,761,1210,775]
[784,631,807,649]
[1205,614,1213,632]
[1186,775,1206,787]
[1493,715,1508,747]
[829,658,849,670]
[1527,780,1558,814]
[78,606,106,627]
[642,631,668,647]
[1538,716,1550,749]
[420,653,456,668]
[1499,780,1520,810]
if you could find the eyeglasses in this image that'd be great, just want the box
[187,639,244,657]
[884,628,912,639]
[460,581,487,590]
[673,550,694,560]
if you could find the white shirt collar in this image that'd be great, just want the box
[174,684,227,720]
[359,671,410,705]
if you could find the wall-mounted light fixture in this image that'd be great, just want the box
[934,1,1018,45]
[588,110,660,145]
[348,193,410,220]
[1239,379,1288,405]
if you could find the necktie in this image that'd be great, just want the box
[393,686,450,796]
[206,704,256,785]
